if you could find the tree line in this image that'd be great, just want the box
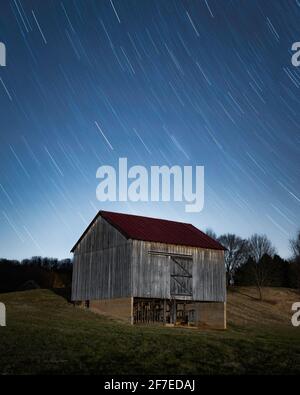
[0,231,299,300]
[0,257,72,294]
[206,229,300,299]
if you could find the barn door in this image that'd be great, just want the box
[170,256,193,297]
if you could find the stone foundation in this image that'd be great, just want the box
[85,298,226,329]
[194,302,226,329]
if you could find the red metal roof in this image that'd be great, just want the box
[71,210,225,252]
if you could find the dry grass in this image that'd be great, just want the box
[227,286,300,328]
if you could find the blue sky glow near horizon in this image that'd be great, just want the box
[0,0,299,260]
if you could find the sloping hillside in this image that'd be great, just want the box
[0,287,299,375]
[227,286,300,328]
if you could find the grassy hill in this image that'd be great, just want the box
[0,287,299,375]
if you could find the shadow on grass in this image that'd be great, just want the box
[229,286,260,301]
[51,287,72,302]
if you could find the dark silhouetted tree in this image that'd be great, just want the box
[290,231,300,259]
[218,233,248,286]
[247,234,276,300]
[205,228,217,240]
[290,231,300,290]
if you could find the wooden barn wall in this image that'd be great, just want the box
[71,216,131,301]
[131,241,226,302]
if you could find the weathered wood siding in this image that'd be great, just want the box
[72,218,226,303]
[71,216,132,301]
[131,241,226,302]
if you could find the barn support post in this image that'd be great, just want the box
[130,297,134,325]
[171,299,177,325]
[163,299,167,324]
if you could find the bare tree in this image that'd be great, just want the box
[290,231,300,290]
[205,228,217,240]
[290,231,300,259]
[218,234,248,286]
[248,234,276,262]
[247,234,276,300]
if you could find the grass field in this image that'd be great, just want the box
[0,287,299,375]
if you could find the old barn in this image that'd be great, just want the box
[71,211,226,329]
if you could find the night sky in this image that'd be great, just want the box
[0,0,299,260]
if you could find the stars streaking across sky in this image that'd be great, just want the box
[0,0,299,259]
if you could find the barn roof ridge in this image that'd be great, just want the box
[71,210,225,252]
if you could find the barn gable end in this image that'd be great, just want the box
[72,215,132,301]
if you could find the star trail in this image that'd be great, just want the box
[0,0,299,259]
